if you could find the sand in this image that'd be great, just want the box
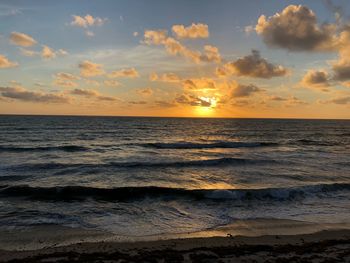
[1,220,350,262]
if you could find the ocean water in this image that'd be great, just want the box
[0,116,349,237]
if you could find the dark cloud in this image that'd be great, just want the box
[175,94,212,107]
[70,88,99,97]
[332,63,350,81]
[323,96,350,105]
[154,100,176,108]
[217,50,288,79]
[0,87,69,103]
[256,5,336,51]
[128,101,147,105]
[70,88,117,101]
[97,96,118,101]
[301,69,330,90]
[231,83,263,98]
[269,95,288,101]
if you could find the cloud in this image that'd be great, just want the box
[41,45,56,59]
[129,100,147,105]
[172,23,209,39]
[0,87,69,103]
[331,31,350,81]
[53,72,80,88]
[301,69,330,90]
[332,45,350,81]
[231,83,263,98]
[143,29,221,63]
[144,30,168,45]
[10,32,37,47]
[175,93,212,107]
[133,32,139,37]
[70,14,107,37]
[154,100,177,108]
[53,79,78,88]
[244,25,255,35]
[42,46,67,59]
[57,49,68,56]
[231,99,250,107]
[84,79,100,87]
[71,14,106,28]
[55,72,80,81]
[285,96,308,106]
[0,54,18,68]
[103,80,120,87]
[137,87,153,96]
[200,45,221,63]
[19,46,67,59]
[149,72,181,82]
[79,60,105,77]
[85,31,95,37]
[70,88,99,97]
[216,50,288,78]
[326,96,350,105]
[108,68,139,78]
[70,88,118,101]
[269,95,288,102]
[19,48,38,57]
[183,78,216,91]
[97,95,118,101]
[255,5,337,51]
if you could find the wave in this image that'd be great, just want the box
[8,157,274,171]
[295,139,336,146]
[140,141,278,149]
[0,183,349,202]
[0,145,89,153]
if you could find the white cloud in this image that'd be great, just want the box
[71,14,107,28]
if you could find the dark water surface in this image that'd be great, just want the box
[0,116,349,236]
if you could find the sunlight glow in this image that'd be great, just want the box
[195,97,217,116]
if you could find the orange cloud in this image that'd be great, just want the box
[137,87,153,96]
[143,29,221,63]
[301,69,330,91]
[172,23,209,39]
[10,32,37,47]
[79,60,105,77]
[108,68,139,78]
[0,54,18,68]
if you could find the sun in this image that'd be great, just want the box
[195,97,217,116]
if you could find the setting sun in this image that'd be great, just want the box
[194,96,217,116]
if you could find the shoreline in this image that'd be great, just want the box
[1,229,350,262]
[1,219,350,262]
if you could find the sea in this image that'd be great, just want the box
[0,115,349,239]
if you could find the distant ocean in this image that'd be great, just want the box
[0,115,349,237]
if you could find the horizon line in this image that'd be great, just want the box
[0,113,349,121]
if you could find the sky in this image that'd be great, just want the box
[0,0,350,118]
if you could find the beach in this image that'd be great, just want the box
[1,228,350,262]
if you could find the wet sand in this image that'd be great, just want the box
[1,220,350,262]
